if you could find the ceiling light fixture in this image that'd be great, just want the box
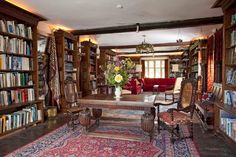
[136,35,154,54]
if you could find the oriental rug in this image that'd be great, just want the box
[6,123,200,157]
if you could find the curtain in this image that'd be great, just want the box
[207,36,214,92]
[44,35,61,109]
[214,28,223,83]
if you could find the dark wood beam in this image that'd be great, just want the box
[116,49,186,55]
[100,41,190,49]
[72,16,223,35]
[212,0,235,11]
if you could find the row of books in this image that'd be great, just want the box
[0,54,32,70]
[0,88,35,106]
[0,105,41,134]
[226,68,236,85]
[65,63,74,71]
[224,90,236,108]
[0,73,31,88]
[227,48,236,64]
[221,117,236,141]
[0,36,32,55]
[65,54,73,62]
[230,31,236,47]
[64,39,74,50]
[0,20,32,39]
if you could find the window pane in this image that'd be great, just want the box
[149,61,154,67]
[145,61,148,67]
[162,68,165,78]
[155,68,161,78]
[145,68,149,77]
[155,60,160,67]
[149,68,154,78]
[161,61,165,68]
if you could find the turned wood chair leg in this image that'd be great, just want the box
[190,122,194,139]
[157,105,160,133]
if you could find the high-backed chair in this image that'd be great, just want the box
[165,77,184,101]
[156,78,197,142]
[64,76,82,129]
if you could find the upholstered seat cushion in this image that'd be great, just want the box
[159,111,191,126]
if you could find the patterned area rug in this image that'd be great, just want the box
[6,123,200,157]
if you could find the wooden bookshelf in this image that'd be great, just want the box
[80,41,98,96]
[0,1,45,137]
[37,34,48,98]
[97,49,116,85]
[54,29,80,111]
[213,0,236,144]
[188,40,207,80]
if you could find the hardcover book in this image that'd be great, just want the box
[224,90,236,108]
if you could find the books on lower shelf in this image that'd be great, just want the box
[226,68,236,85]
[220,110,236,141]
[0,88,35,106]
[0,73,31,88]
[224,90,236,109]
[0,104,41,134]
[227,47,236,64]
[231,30,236,46]
[0,55,31,70]
[0,35,32,55]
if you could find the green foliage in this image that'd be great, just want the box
[105,57,135,87]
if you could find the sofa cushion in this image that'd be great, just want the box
[142,78,176,92]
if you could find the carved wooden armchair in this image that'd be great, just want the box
[156,78,197,142]
[165,77,184,101]
[64,76,83,129]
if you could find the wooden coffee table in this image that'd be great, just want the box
[78,94,156,141]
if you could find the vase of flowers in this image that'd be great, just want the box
[105,57,135,98]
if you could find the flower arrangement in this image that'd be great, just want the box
[105,57,135,88]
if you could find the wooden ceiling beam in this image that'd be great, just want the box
[72,16,223,35]
[116,49,186,55]
[100,41,190,49]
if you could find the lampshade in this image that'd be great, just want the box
[172,64,179,72]
[136,64,142,72]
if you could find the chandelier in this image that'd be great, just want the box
[136,35,154,53]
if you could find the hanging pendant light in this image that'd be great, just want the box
[136,35,154,54]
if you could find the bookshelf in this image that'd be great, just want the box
[80,41,98,96]
[213,1,236,145]
[54,30,80,111]
[37,34,47,99]
[97,49,116,85]
[188,40,207,79]
[0,1,45,136]
[169,56,185,78]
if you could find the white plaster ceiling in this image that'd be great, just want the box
[8,0,223,53]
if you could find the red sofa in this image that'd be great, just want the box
[124,78,142,94]
[142,78,176,92]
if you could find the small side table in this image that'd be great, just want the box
[153,85,159,94]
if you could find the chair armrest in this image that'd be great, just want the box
[155,100,179,107]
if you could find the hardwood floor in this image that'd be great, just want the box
[0,113,235,157]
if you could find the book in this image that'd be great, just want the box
[226,68,236,85]
[7,21,15,34]
[224,90,236,108]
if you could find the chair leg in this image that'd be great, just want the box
[190,122,193,139]
[157,105,160,133]
[165,93,167,100]
[176,124,180,134]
